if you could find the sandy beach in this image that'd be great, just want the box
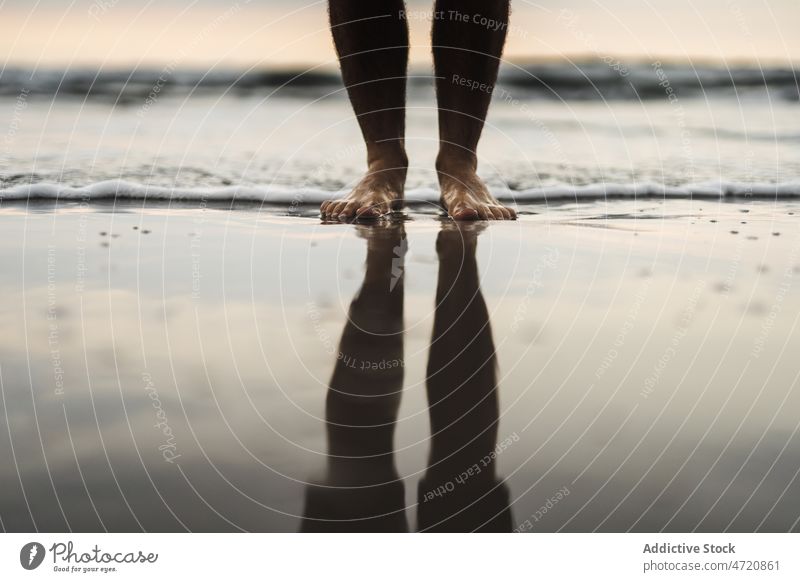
[0,198,797,532]
[4,3,800,580]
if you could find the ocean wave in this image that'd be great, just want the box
[0,68,343,102]
[2,180,799,205]
[502,62,800,101]
[1,62,797,102]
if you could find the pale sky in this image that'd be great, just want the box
[1,0,797,68]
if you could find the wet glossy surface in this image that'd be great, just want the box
[1,199,799,532]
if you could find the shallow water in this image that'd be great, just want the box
[2,82,799,197]
[1,199,799,532]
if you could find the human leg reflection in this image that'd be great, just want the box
[417,223,513,532]
[301,224,407,532]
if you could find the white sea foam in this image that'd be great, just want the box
[1,180,799,205]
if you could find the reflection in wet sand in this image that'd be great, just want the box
[418,225,512,532]
[301,225,408,532]
[302,223,511,532]
[4,203,799,532]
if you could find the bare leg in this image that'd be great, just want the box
[433,0,516,220]
[322,1,409,220]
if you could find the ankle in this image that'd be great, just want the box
[366,144,408,172]
[436,148,477,175]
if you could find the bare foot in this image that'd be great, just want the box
[321,156,407,220]
[437,155,516,221]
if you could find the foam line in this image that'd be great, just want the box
[1,180,799,204]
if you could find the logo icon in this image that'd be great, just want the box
[20,542,46,570]
[390,235,409,291]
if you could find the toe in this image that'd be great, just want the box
[330,201,346,217]
[357,203,382,218]
[490,206,504,220]
[451,205,479,221]
[330,201,345,218]
[340,201,358,219]
[477,205,491,220]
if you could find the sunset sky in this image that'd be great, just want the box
[1,0,798,68]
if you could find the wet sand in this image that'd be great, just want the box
[1,198,799,532]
